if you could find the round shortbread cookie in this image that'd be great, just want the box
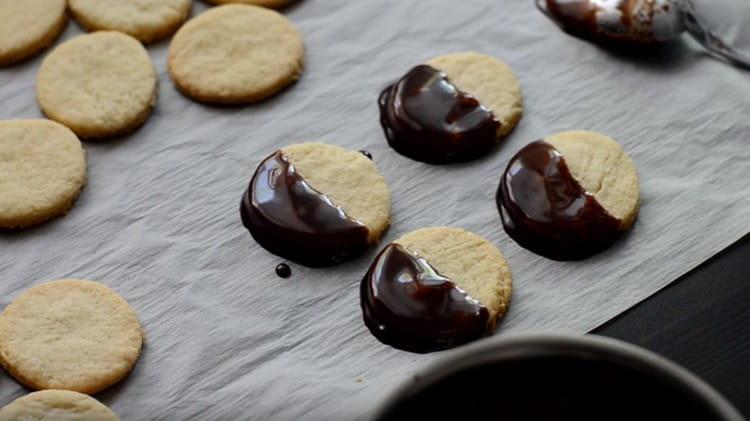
[378,52,523,164]
[204,0,297,9]
[0,119,86,229]
[36,31,158,139]
[0,0,67,66]
[497,130,640,260]
[0,390,118,421]
[241,143,391,267]
[168,4,304,104]
[545,130,640,229]
[394,227,512,326]
[281,143,391,243]
[69,0,192,44]
[427,52,523,137]
[0,279,143,394]
[360,227,512,352]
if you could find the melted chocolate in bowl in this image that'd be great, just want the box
[240,151,370,267]
[378,65,501,164]
[377,347,732,421]
[497,141,622,260]
[360,243,489,353]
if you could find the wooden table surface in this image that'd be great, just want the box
[595,234,750,417]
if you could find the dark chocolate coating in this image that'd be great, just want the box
[275,263,292,278]
[543,0,600,37]
[241,151,370,267]
[540,0,656,43]
[497,141,622,261]
[360,243,490,353]
[378,65,501,164]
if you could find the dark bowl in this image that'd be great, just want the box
[373,334,744,421]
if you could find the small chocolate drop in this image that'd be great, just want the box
[359,150,373,160]
[360,243,489,353]
[275,263,292,278]
[378,65,501,164]
[496,140,622,260]
[241,151,370,267]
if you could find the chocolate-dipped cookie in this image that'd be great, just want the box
[241,143,391,267]
[497,131,640,260]
[378,52,523,164]
[361,227,512,353]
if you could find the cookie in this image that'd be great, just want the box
[0,0,67,66]
[361,227,512,353]
[68,0,192,44]
[204,0,297,8]
[241,143,391,267]
[0,120,86,229]
[168,4,304,104]
[379,52,523,164]
[497,130,640,260]
[0,390,118,421]
[0,279,144,394]
[36,31,158,139]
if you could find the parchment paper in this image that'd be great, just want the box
[1,1,749,419]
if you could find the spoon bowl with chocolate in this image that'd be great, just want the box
[374,334,744,421]
[537,0,750,70]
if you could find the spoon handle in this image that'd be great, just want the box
[678,0,750,70]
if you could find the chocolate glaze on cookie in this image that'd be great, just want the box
[361,243,489,353]
[378,65,501,164]
[497,141,622,261]
[359,150,373,160]
[241,151,370,267]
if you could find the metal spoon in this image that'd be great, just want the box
[537,0,750,69]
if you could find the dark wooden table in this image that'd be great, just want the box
[594,234,750,417]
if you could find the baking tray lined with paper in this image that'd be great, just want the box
[1,0,749,419]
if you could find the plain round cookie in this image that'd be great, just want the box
[0,390,119,421]
[0,279,144,394]
[0,120,86,229]
[427,52,523,137]
[37,31,158,139]
[204,0,297,8]
[546,130,640,229]
[0,0,67,66]
[168,4,304,104]
[281,143,391,243]
[69,0,192,44]
[395,227,512,327]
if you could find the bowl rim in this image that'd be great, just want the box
[372,333,745,421]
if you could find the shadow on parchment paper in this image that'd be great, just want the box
[273,0,307,14]
[0,357,145,411]
[241,231,386,276]
[94,341,149,407]
[197,0,306,14]
[590,39,702,73]
[0,210,81,241]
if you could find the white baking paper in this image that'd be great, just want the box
[1,1,748,419]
